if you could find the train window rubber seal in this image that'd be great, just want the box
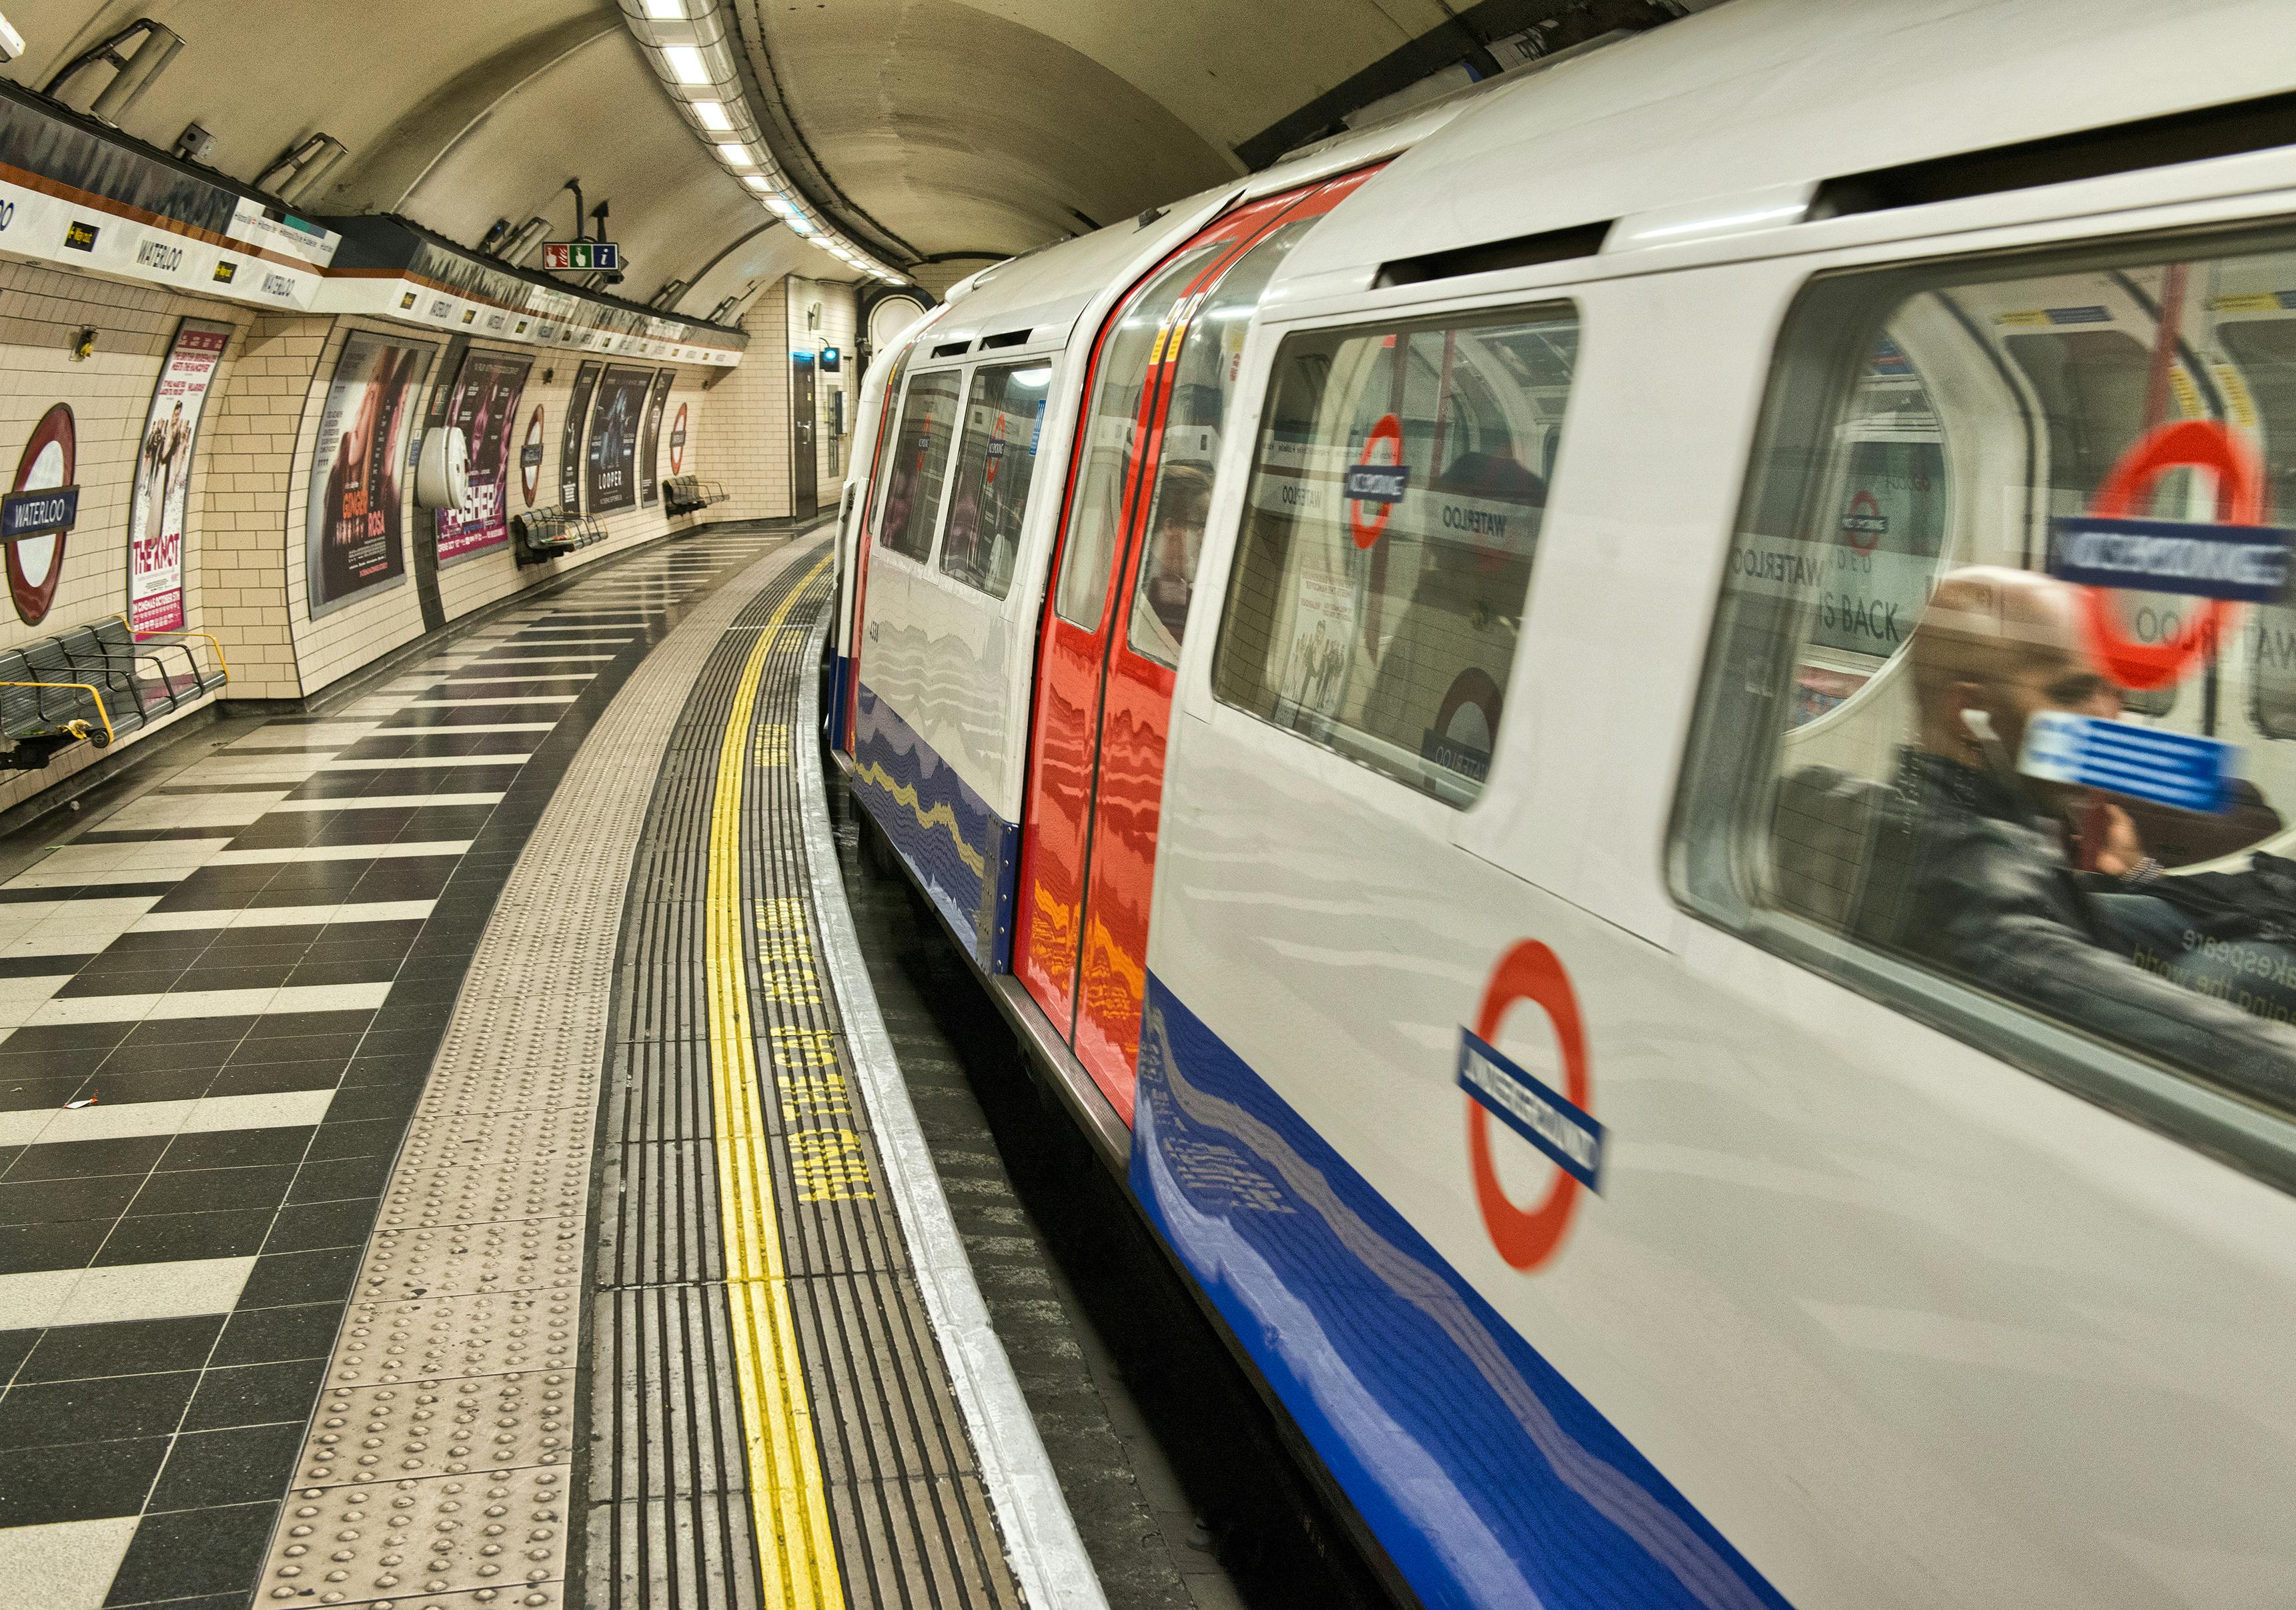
[1814,87,2296,220]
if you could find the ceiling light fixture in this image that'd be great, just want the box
[621,0,912,289]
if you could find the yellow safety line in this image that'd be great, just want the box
[704,555,843,1610]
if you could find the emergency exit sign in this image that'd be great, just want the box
[542,240,620,272]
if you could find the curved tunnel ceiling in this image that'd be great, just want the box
[1,0,1712,310]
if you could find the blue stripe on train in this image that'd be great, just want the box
[1133,975,1792,1610]
[850,683,1017,971]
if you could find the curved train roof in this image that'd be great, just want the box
[1283,0,2296,296]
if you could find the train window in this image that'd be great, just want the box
[940,362,1052,598]
[1676,233,2296,1123]
[1053,246,1223,630]
[876,370,963,562]
[1129,220,1314,666]
[1212,303,1578,807]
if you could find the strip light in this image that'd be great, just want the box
[618,0,911,287]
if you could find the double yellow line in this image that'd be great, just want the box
[702,554,842,1608]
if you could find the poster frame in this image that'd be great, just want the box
[304,328,435,620]
[124,316,231,635]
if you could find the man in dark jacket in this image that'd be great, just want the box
[1890,566,2296,1108]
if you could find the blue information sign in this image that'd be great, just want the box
[2049,514,2293,602]
[1456,1028,1605,1192]
[1345,464,1408,504]
[0,484,78,541]
[2019,710,2237,813]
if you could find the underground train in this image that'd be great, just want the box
[822,2,2296,1605]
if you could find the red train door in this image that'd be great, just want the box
[1015,171,1375,1120]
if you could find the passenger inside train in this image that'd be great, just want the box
[1134,462,1213,660]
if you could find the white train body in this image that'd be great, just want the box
[832,3,2296,1605]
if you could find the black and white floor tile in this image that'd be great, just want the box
[0,530,783,1609]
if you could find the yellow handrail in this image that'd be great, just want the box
[119,619,231,682]
[0,680,114,745]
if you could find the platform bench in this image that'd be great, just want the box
[1,617,229,771]
[664,475,726,516]
[514,506,608,566]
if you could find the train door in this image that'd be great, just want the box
[841,344,916,755]
[1015,171,1374,1119]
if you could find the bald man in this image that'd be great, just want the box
[1886,566,2296,1107]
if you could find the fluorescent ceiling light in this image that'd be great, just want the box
[663,45,709,85]
[761,195,794,218]
[644,0,684,16]
[693,100,730,131]
[786,215,816,236]
[743,175,771,192]
[716,142,753,166]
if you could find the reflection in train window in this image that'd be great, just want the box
[941,363,1051,598]
[1052,246,1223,631]
[1127,220,1313,665]
[1213,303,1578,806]
[1678,235,2296,1122]
[877,370,963,562]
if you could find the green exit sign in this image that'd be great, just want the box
[541,241,621,272]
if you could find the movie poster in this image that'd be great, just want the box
[125,319,231,633]
[586,366,653,514]
[638,370,674,506]
[434,351,533,564]
[306,332,433,615]
[560,362,599,511]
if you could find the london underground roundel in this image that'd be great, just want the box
[520,406,546,508]
[8,404,76,626]
[668,404,689,474]
[1462,940,1598,1272]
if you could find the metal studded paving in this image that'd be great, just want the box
[590,543,1038,1609]
[251,535,821,1610]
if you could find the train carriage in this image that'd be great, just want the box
[832,2,2296,1605]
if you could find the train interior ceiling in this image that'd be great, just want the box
[17,4,2296,1610]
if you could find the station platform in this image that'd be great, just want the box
[0,526,1107,1610]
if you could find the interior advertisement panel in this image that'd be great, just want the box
[586,365,653,513]
[306,331,434,615]
[434,350,534,564]
[638,370,674,506]
[125,318,231,633]
[561,362,600,511]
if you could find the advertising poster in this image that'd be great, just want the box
[586,365,654,514]
[434,350,533,564]
[125,318,229,633]
[638,370,674,506]
[560,362,600,511]
[306,331,434,615]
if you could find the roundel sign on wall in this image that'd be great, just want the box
[520,405,546,508]
[668,403,689,475]
[6,404,79,626]
[1460,941,1602,1272]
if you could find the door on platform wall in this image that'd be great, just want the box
[1013,170,1377,1122]
[792,350,819,512]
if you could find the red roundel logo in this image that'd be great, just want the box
[520,406,545,508]
[1842,488,1884,555]
[9,404,77,626]
[1464,941,1594,1272]
[2077,420,2258,692]
[668,404,688,474]
[1349,413,1405,550]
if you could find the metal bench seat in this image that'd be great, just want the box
[1,617,228,771]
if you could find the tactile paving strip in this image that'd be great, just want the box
[251,535,815,1608]
[590,555,1083,1608]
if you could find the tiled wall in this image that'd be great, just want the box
[0,259,800,815]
